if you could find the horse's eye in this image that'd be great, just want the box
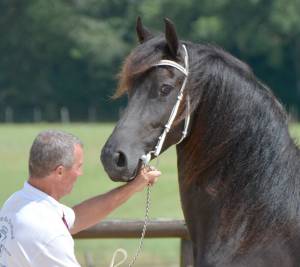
[159,84,173,96]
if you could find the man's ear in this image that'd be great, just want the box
[54,165,64,178]
[136,16,153,44]
[164,18,179,58]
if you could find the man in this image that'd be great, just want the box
[0,130,161,267]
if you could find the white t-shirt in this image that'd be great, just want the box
[0,182,81,267]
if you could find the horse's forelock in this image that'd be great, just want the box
[113,37,166,99]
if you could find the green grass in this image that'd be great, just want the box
[0,123,183,267]
[1,123,300,267]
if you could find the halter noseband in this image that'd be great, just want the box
[140,44,190,165]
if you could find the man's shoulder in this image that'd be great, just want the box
[1,189,24,211]
[0,186,77,266]
[1,192,67,243]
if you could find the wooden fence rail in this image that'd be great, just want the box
[73,219,194,267]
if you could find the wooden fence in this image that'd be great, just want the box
[73,219,194,267]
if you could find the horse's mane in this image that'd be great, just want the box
[180,42,300,251]
[182,42,292,185]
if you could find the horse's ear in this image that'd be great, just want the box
[136,16,153,44]
[164,18,179,58]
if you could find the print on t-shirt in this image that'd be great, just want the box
[0,217,14,258]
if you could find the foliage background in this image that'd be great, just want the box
[0,0,299,122]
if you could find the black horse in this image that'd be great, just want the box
[101,17,300,266]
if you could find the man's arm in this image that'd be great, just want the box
[70,169,161,234]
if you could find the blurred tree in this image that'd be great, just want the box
[0,0,129,121]
[0,0,299,121]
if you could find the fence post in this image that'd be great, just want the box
[5,106,13,123]
[84,252,95,267]
[33,107,42,122]
[180,238,194,267]
[60,107,70,123]
[88,106,97,122]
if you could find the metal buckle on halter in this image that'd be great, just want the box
[140,44,190,166]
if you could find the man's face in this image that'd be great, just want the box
[60,144,84,197]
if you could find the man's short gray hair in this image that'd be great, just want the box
[29,130,83,178]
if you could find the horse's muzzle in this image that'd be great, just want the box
[100,142,143,182]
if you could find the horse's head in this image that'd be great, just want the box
[101,17,191,181]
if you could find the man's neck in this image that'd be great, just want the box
[28,176,60,201]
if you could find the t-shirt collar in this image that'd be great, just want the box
[22,181,63,216]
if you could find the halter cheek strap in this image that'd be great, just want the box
[140,44,190,165]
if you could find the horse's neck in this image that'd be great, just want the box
[175,43,300,265]
[176,140,222,247]
[176,133,300,265]
[176,106,300,260]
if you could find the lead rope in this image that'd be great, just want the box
[128,182,151,267]
[109,161,157,267]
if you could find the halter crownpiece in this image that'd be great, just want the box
[141,44,190,166]
[154,60,188,76]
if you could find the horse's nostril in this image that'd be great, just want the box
[114,151,127,168]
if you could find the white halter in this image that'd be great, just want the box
[109,46,191,267]
[141,44,190,165]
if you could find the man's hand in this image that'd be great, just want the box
[131,166,161,192]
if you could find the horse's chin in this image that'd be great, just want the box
[127,159,143,181]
